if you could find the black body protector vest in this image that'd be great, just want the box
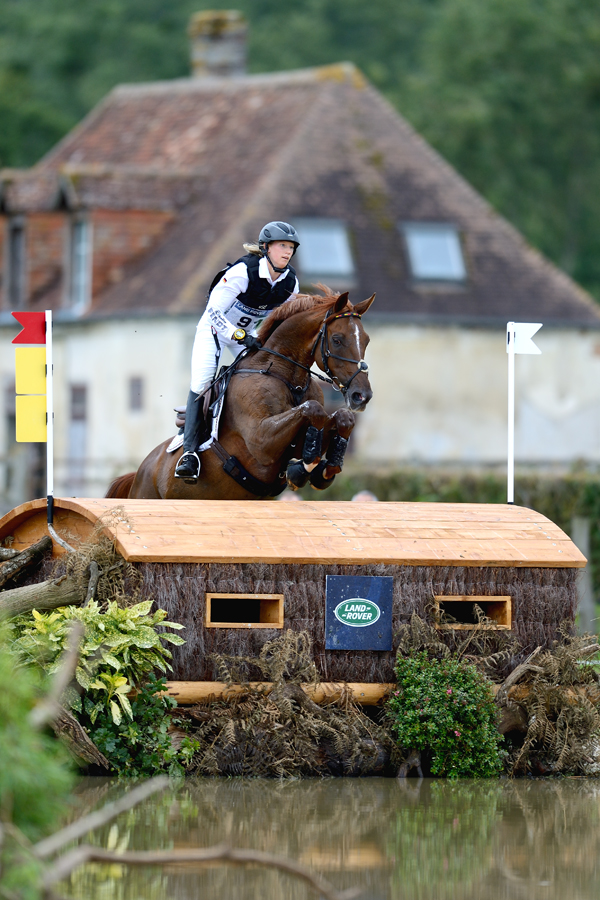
[208,254,297,311]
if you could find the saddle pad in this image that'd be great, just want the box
[166,433,184,453]
[165,390,225,455]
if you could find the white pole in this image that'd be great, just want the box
[507,321,515,504]
[45,309,54,524]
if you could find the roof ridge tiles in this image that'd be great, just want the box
[109,62,364,97]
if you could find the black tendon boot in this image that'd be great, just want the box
[175,390,205,483]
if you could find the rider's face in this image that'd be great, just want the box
[268,240,295,270]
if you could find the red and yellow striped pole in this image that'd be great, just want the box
[12,310,55,523]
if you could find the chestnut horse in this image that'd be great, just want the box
[106,288,374,500]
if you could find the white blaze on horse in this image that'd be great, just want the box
[106,287,374,500]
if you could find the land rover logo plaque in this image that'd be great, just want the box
[325,575,393,651]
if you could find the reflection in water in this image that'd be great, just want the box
[61,777,600,900]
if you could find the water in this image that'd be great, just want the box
[60,777,600,899]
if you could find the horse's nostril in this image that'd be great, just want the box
[351,391,364,406]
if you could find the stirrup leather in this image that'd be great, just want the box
[175,451,201,482]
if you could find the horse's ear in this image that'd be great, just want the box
[333,292,349,315]
[353,293,376,316]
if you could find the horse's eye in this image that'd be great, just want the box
[332,335,342,346]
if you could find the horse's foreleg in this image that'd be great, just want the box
[243,401,329,464]
[309,408,355,491]
[286,424,325,489]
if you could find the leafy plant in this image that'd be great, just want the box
[82,675,192,776]
[388,650,504,778]
[14,598,184,691]
[13,600,189,774]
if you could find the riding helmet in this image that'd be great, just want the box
[258,221,300,255]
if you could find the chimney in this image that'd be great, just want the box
[188,10,248,79]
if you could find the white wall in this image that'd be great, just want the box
[355,323,600,465]
[2,316,600,509]
[0,315,196,502]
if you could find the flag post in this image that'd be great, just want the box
[506,321,542,505]
[507,322,515,504]
[45,309,54,525]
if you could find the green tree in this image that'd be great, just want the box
[404,0,600,296]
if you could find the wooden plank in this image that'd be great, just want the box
[0,498,587,568]
[164,681,396,705]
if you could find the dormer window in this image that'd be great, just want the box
[401,222,466,282]
[67,217,92,313]
[294,218,355,289]
[6,217,26,309]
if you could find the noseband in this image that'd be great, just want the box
[315,311,369,394]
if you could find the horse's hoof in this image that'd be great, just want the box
[286,459,310,489]
[309,460,333,491]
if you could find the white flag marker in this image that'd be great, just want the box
[506,322,542,503]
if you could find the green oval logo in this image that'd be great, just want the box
[334,598,381,628]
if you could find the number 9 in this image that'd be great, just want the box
[236,316,252,328]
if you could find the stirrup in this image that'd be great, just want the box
[175,451,201,483]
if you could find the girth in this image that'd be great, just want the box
[210,439,287,498]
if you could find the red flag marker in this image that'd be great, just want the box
[12,311,46,344]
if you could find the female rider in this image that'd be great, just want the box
[175,221,301,482]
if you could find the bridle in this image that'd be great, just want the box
[313,310,369,393]
[234,309,368,402]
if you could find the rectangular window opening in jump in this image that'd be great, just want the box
[434,595,512,630]
[205,593,284,629]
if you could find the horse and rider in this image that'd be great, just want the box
[106,220,374,501]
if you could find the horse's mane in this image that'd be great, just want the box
[257,285,348,343]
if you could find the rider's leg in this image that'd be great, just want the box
[174,390,206,481]
[175,321,221,483]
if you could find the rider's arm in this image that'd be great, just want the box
[205,262,250,340]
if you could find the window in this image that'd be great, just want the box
[401,223,466,282]
[205,593,284,628]
[6,217,26,308]
[67,218,91,312]
[67,384,87,495]
[294,218,355,288]
[128,376,144,411]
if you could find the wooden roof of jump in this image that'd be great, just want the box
[0,498,586,568]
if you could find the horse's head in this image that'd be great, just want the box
[316,292,375,411]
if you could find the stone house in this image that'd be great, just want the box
[1,16,600,508]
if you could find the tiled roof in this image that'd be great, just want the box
[13,63,600,325]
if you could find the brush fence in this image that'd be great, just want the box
[0,498,586,700]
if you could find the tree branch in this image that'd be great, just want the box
[43,844,362,899]
[34,777,170,860]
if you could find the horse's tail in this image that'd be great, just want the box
[105,472,136,498]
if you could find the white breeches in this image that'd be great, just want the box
[190,319,244,394]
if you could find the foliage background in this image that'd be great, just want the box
[2,0,600,298]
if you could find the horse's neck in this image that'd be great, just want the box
[265,314,322,370]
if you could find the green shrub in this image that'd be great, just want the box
[387,651,503,778]
[83,674,197,777]
[13,600,190,775]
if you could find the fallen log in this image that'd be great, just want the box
[0,535,52,590]
[0,573,86,619]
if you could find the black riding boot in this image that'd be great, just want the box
[175,390,205,483]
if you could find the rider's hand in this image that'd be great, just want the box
[234,330,262,351]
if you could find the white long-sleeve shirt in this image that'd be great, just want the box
[189,256,299,392]
[205,256,299,340]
